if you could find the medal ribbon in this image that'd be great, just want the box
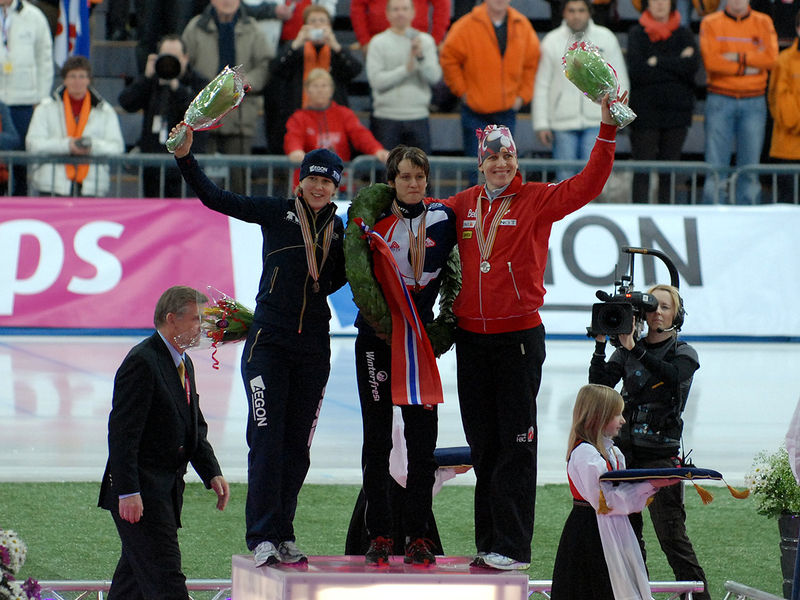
[474,194,513,267]
[295,197,333,287]
[390,201,427,289]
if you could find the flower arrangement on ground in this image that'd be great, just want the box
[0,529,40,600]
[746,446,800,519]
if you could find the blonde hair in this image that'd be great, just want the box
[304,67,334,89]
[567,384,624,463]
[647,283,682,336]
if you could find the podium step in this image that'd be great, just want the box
[232,554,529,600]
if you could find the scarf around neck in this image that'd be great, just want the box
[639,9,681,42]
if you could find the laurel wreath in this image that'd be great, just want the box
[344,183,461,357]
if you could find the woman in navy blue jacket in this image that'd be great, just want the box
[173,127,346,568]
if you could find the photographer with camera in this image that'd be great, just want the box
[589,283,709,600]
[119,34,208,198]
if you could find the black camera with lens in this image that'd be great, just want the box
[155,54,182,80]
[591,289,657,336]
[587,246,681,340]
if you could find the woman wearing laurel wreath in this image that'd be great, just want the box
[344,145,458,566]
[436,94,625,571]
[171,127,347,569]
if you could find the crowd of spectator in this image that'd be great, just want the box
[0,0,798,202]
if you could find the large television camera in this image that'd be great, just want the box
[589,246,681,338]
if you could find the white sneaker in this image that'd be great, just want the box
[253,541,280,567]
[278,540,308,564]
[480,552,530,571]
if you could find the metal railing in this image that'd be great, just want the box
[36,577,705,599]
[723,580,785,600]
[349,155,724,204]
[3,150,799,204]
[528,579,706,598]
[37,579,231,600]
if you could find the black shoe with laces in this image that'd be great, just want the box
[404,537,436,565]
[365,536,393,565]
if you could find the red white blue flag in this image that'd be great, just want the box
[54,0,91,66]
[356,219,443,406]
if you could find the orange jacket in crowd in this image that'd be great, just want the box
[440,3,540,115]
[768,39,800,160]
[699,7,778,98]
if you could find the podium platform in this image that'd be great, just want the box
[231,554,529,600]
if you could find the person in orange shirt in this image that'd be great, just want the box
[767,12,800,203]
[439,0,540,160]
[699,0,778,203]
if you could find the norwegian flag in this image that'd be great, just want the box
[355,218,443,406]
[54,0,91,67]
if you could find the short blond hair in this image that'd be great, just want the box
[304,67,334,89]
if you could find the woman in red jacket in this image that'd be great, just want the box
[285,68,388,183]
[439,93,625,571]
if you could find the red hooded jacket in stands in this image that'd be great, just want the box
[284,101,384,161]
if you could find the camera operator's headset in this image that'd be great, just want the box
[673,294,686,331]
[654,286,685,333]
[624,247,686,332]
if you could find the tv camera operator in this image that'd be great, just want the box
[587,246,710,600]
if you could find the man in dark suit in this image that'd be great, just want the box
[98,285,229,599]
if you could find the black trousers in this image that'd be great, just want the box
[455,325,545,563]
[109,511,188,600]
[241,326,330,550]
[354,333,438,541]
[630,126,689,204]
[370,117,431,155]
[628,455,711,600]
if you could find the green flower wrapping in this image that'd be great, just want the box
[563,39,636,129]
[166,65,247,153]
[344,184,461,357]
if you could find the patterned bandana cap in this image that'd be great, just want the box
[476,125,517,165]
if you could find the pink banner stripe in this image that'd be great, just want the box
[0,197,235,329]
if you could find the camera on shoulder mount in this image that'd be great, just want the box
[588,246,681,341]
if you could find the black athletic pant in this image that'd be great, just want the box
[241,326,330,551]
[455,325,545,563]
[355,333,438,542]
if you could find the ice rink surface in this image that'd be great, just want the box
[2,335,797,487]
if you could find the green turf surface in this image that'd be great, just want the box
[0,482,784,597]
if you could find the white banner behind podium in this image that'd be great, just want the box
[229,204,800,339]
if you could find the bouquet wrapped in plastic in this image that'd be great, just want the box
[165,65,248,153]
[562,37,636,129]
[199,287,254,369]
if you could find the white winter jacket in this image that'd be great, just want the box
[0,0,53,106]
[532,21,628,133]
[26,87,125,196]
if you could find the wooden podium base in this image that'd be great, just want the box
[231,554,528,600]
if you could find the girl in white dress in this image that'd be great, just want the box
[551,384,678,600]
